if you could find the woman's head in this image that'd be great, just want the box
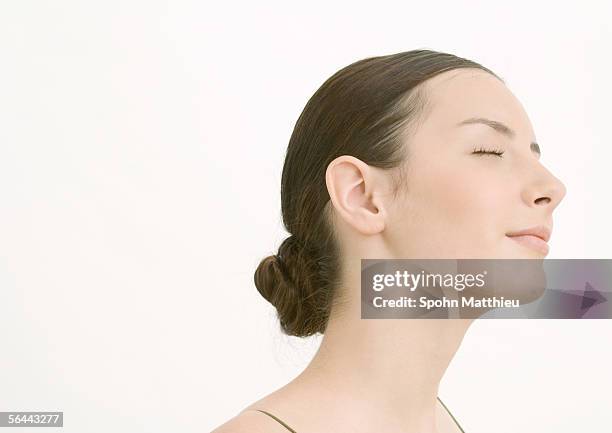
[254,49,566,337]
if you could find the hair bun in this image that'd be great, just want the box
[254,235,324,337]
[254,253,285,305]
[254,235,301,305]
[276,234,303,266]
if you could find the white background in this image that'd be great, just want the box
[1,1,611,432]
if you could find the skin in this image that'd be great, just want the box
[213,68,567,433]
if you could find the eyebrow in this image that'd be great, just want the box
[457,117,541,156]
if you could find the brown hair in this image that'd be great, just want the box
[254,49,501,337]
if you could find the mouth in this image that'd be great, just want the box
[505,225,552,256]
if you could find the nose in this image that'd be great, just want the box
[522,163,567,211]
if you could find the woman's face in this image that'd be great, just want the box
[386,68,566,259]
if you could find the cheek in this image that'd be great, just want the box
[425,161,503,218]
[408,160,510,249]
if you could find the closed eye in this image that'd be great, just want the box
[472,145,505,158]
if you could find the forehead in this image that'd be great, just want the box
[418,68,536,140]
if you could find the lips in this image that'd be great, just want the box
[506,225,552,255]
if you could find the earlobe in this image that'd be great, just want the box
[325,155,387,236]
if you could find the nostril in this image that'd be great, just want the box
[535,197,551,205]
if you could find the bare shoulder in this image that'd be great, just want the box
[210,409,292,433]
[211,381,303,433]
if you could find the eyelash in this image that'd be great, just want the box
[472,145,505,158]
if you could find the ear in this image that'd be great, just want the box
[325,155,387,236]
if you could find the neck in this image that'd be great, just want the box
[293,277,474,432]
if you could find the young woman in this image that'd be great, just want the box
[213,49,566,433]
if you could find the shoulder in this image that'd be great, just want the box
[210,409,292,433]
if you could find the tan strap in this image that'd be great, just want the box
[253,409,297,433]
